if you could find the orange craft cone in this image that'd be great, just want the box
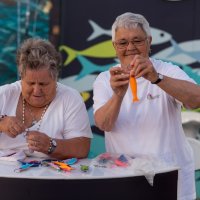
[130,76,139,102]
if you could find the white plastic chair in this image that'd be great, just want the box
[187,137,200,170]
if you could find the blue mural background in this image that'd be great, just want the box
[0,0,49,85]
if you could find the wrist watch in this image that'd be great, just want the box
[151,73,164,84]
[48,138,57,154]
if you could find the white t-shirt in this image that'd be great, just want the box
[0,81,92,150]
[93,58,196,200]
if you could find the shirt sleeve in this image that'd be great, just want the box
[160,61,196,84]
[158,60,196,105]
[62,89,93,139]
[93,71,112,114]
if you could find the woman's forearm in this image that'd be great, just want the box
[157,76,200,109]
[94,93,123,131]
[51,137,91,160]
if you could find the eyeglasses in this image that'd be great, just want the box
[114,37,147,49]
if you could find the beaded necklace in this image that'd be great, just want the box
[22,98,49,131]
[27,106,37,126]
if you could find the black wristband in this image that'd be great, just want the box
[151,73,163,84]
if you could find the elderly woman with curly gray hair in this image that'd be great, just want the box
[0,38,92,160]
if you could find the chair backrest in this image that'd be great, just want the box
[187,137,200,170]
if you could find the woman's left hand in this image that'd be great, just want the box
[26,131,50,154]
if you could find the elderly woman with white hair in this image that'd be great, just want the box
[93,12,198,200]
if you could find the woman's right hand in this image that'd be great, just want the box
[0,116,26,138]
[109,67,130,98]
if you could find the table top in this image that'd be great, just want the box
[0,153,179,181]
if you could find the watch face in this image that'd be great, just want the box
[158,73,164,80]
[52,139,57,147]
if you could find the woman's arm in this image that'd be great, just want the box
[94,94,123,132]
[50,137,91,160]
[26,131,91,160]
[94,67,129,131]
[156,76,200,109]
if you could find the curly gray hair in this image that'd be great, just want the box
[16,38,62,80]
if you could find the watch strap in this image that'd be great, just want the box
[48,138,57,154]
[151,73,163,84]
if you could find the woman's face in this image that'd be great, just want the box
[113,27,152,67]
[21,68,57,108]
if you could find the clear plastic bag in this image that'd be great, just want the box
[130,155,172,186]
[92,153,171,186]
[92,152,133,169]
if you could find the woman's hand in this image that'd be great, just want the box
[130,55,158,82]
[0,116,26,138]
[26,131,50,154]
[110,66,130,98]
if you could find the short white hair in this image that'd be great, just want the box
[111,12,151,41]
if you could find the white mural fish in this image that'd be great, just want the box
[152,39,200,65]
[87,19,172,45]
